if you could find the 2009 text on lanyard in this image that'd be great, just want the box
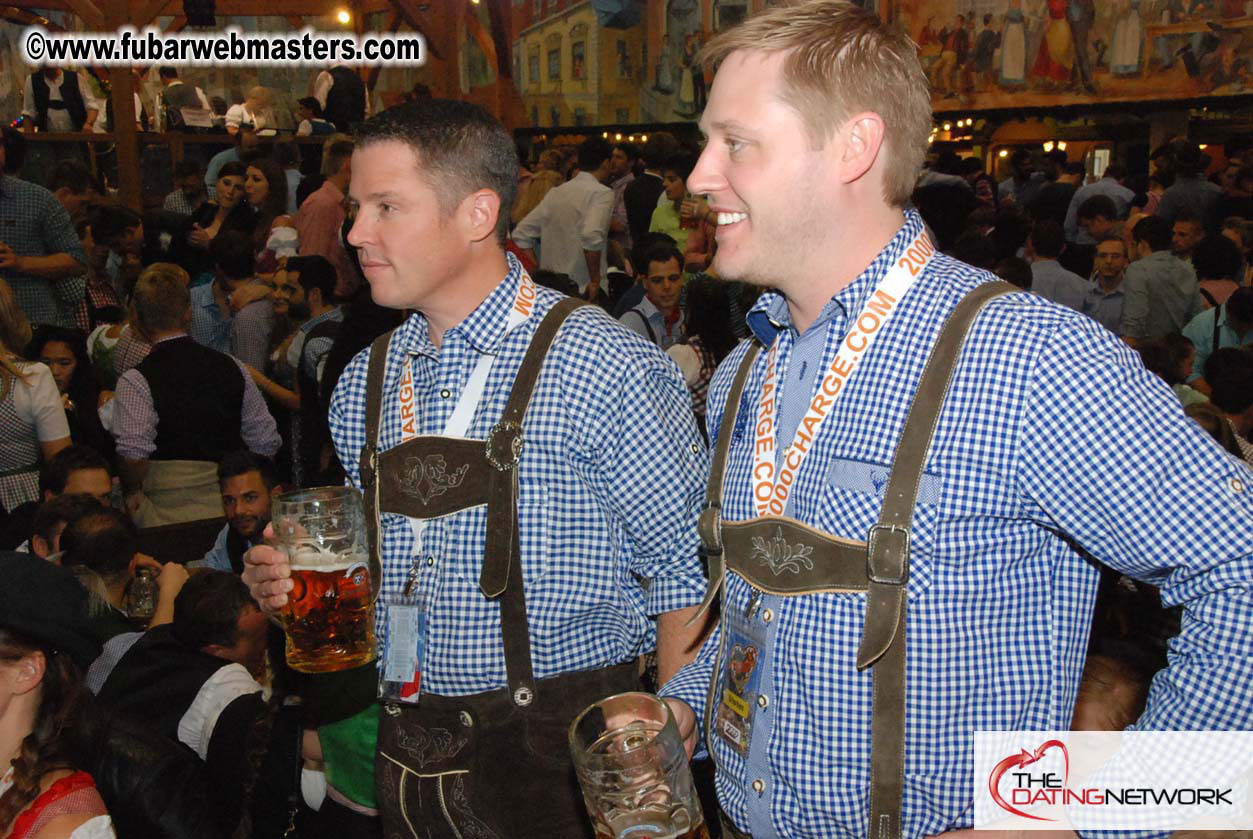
[751,232,936,517]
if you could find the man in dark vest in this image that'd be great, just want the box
[315,64,366,132]
[111,262,280,528]
[156,66,211,132]
[244,99,709,838]
[191,451,280,574]
[22,66,97,132]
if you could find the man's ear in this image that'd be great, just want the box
[832,112,887,188]
[463,189,502,245]
[31,533,51,561]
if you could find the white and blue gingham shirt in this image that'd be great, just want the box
[661,210,1253,839]
[328,254,709,696]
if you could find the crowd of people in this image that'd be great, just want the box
[1,3,1252,836]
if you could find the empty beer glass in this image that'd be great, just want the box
[569,692,709,839]
[272,486,376,673]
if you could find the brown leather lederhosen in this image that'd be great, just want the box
[695,282,1015,839]
[359,298,639,839]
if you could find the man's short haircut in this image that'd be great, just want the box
[60,506,139,584]
[1225,286,1253,325]
[699,0,931,207]
[1030,220,1065,258]
[172,570,257,651]
[631,232,678,277]
[1103,162,1127,181]
[663,152,697,182]
[1077,194,1117,222]
[1009,147,1033,168]
[131,263,191,334]
[286,254,337,301]
[994,256,1032,290]
[48,160,97,195]
[1132,215,1173,252]
[1222,216,1249,242]
[354,99,518,245]
[1192,235,1243,282]
[298,96,323,117]
[273,140,301,169]
[210,230,256,281]
[88,205,142,246]
[1207,347,1253,414]
[218,449,278,490]
[1174,209,1203,228]
[38,445,111,497]
[32,493,102,548]
[643,242,685,274]
[173,157,203,181]
[577,137,613,173]
[322,139,354,178]
[640,132,680,168]
[613,141,639,162]
[1095,232,1127,255]
[158,66,179,80]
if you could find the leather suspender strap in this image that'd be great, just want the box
[860,280,1015,839]
[689,342,763,624]
[359,329,395,602]
[483,296,588,706]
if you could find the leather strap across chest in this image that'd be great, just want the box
[359,297,586,707]
[699,281,1015,839]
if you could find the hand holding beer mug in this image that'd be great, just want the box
[271,486,376,673]
[569,692,709,839]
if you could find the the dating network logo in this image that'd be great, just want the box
[988,739,1069,821]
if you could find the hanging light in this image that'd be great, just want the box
[998,149,1009,158]
[1043,141,1055,152]
[942,122,952,131]
[640,134,648,143]
[1056,141,1067,151]
[336,8,351,24]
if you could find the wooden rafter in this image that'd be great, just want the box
[60,0,103,28]
[0,5,64,28]
[481,0,512,79]
[164,13,187,30]
[131,0,173,27]
[389,0,442,60]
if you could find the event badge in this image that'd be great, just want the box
[378,594,425,704]
[715,604,767,757]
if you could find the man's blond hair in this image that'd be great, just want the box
[699,0,932,207]
[131,263,191,335]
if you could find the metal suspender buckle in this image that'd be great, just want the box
[486,421,524,470]
[360,444,379,489]
[866,524,910,586]
[697,504,723,557]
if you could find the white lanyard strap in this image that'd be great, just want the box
[395,272,539,550]
[751,231,935,517]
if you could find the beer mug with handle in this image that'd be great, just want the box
[272,486,376,673]
[569,692,709,839]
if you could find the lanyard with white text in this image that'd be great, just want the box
[750,231,935,517]
[396,272,539,554]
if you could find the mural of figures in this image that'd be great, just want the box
[1110,0,1145,73]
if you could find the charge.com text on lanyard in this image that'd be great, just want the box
[751,233,935,517]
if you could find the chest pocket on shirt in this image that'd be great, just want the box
[818,456,944,599]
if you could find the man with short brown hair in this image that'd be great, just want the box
[657,3,1253,838]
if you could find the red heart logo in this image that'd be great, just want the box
[988,739,1069,821]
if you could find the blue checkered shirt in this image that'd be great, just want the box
[328,254,709,696]
[661,209,1253,839]
[0,175,87,327]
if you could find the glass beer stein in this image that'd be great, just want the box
[569,692,709,839]
[272,486,376,673]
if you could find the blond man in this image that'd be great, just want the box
[658,2,1253,838]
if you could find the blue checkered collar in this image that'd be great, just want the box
[746,208,927,345]
[394,252,530,359]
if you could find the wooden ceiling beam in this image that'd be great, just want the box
[131,0,173,27]
[0,5,64,28]
[60,0,103,28]
[388,0,443,61]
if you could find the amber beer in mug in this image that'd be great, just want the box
[570,692,709,839]
[273,486,376,673]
